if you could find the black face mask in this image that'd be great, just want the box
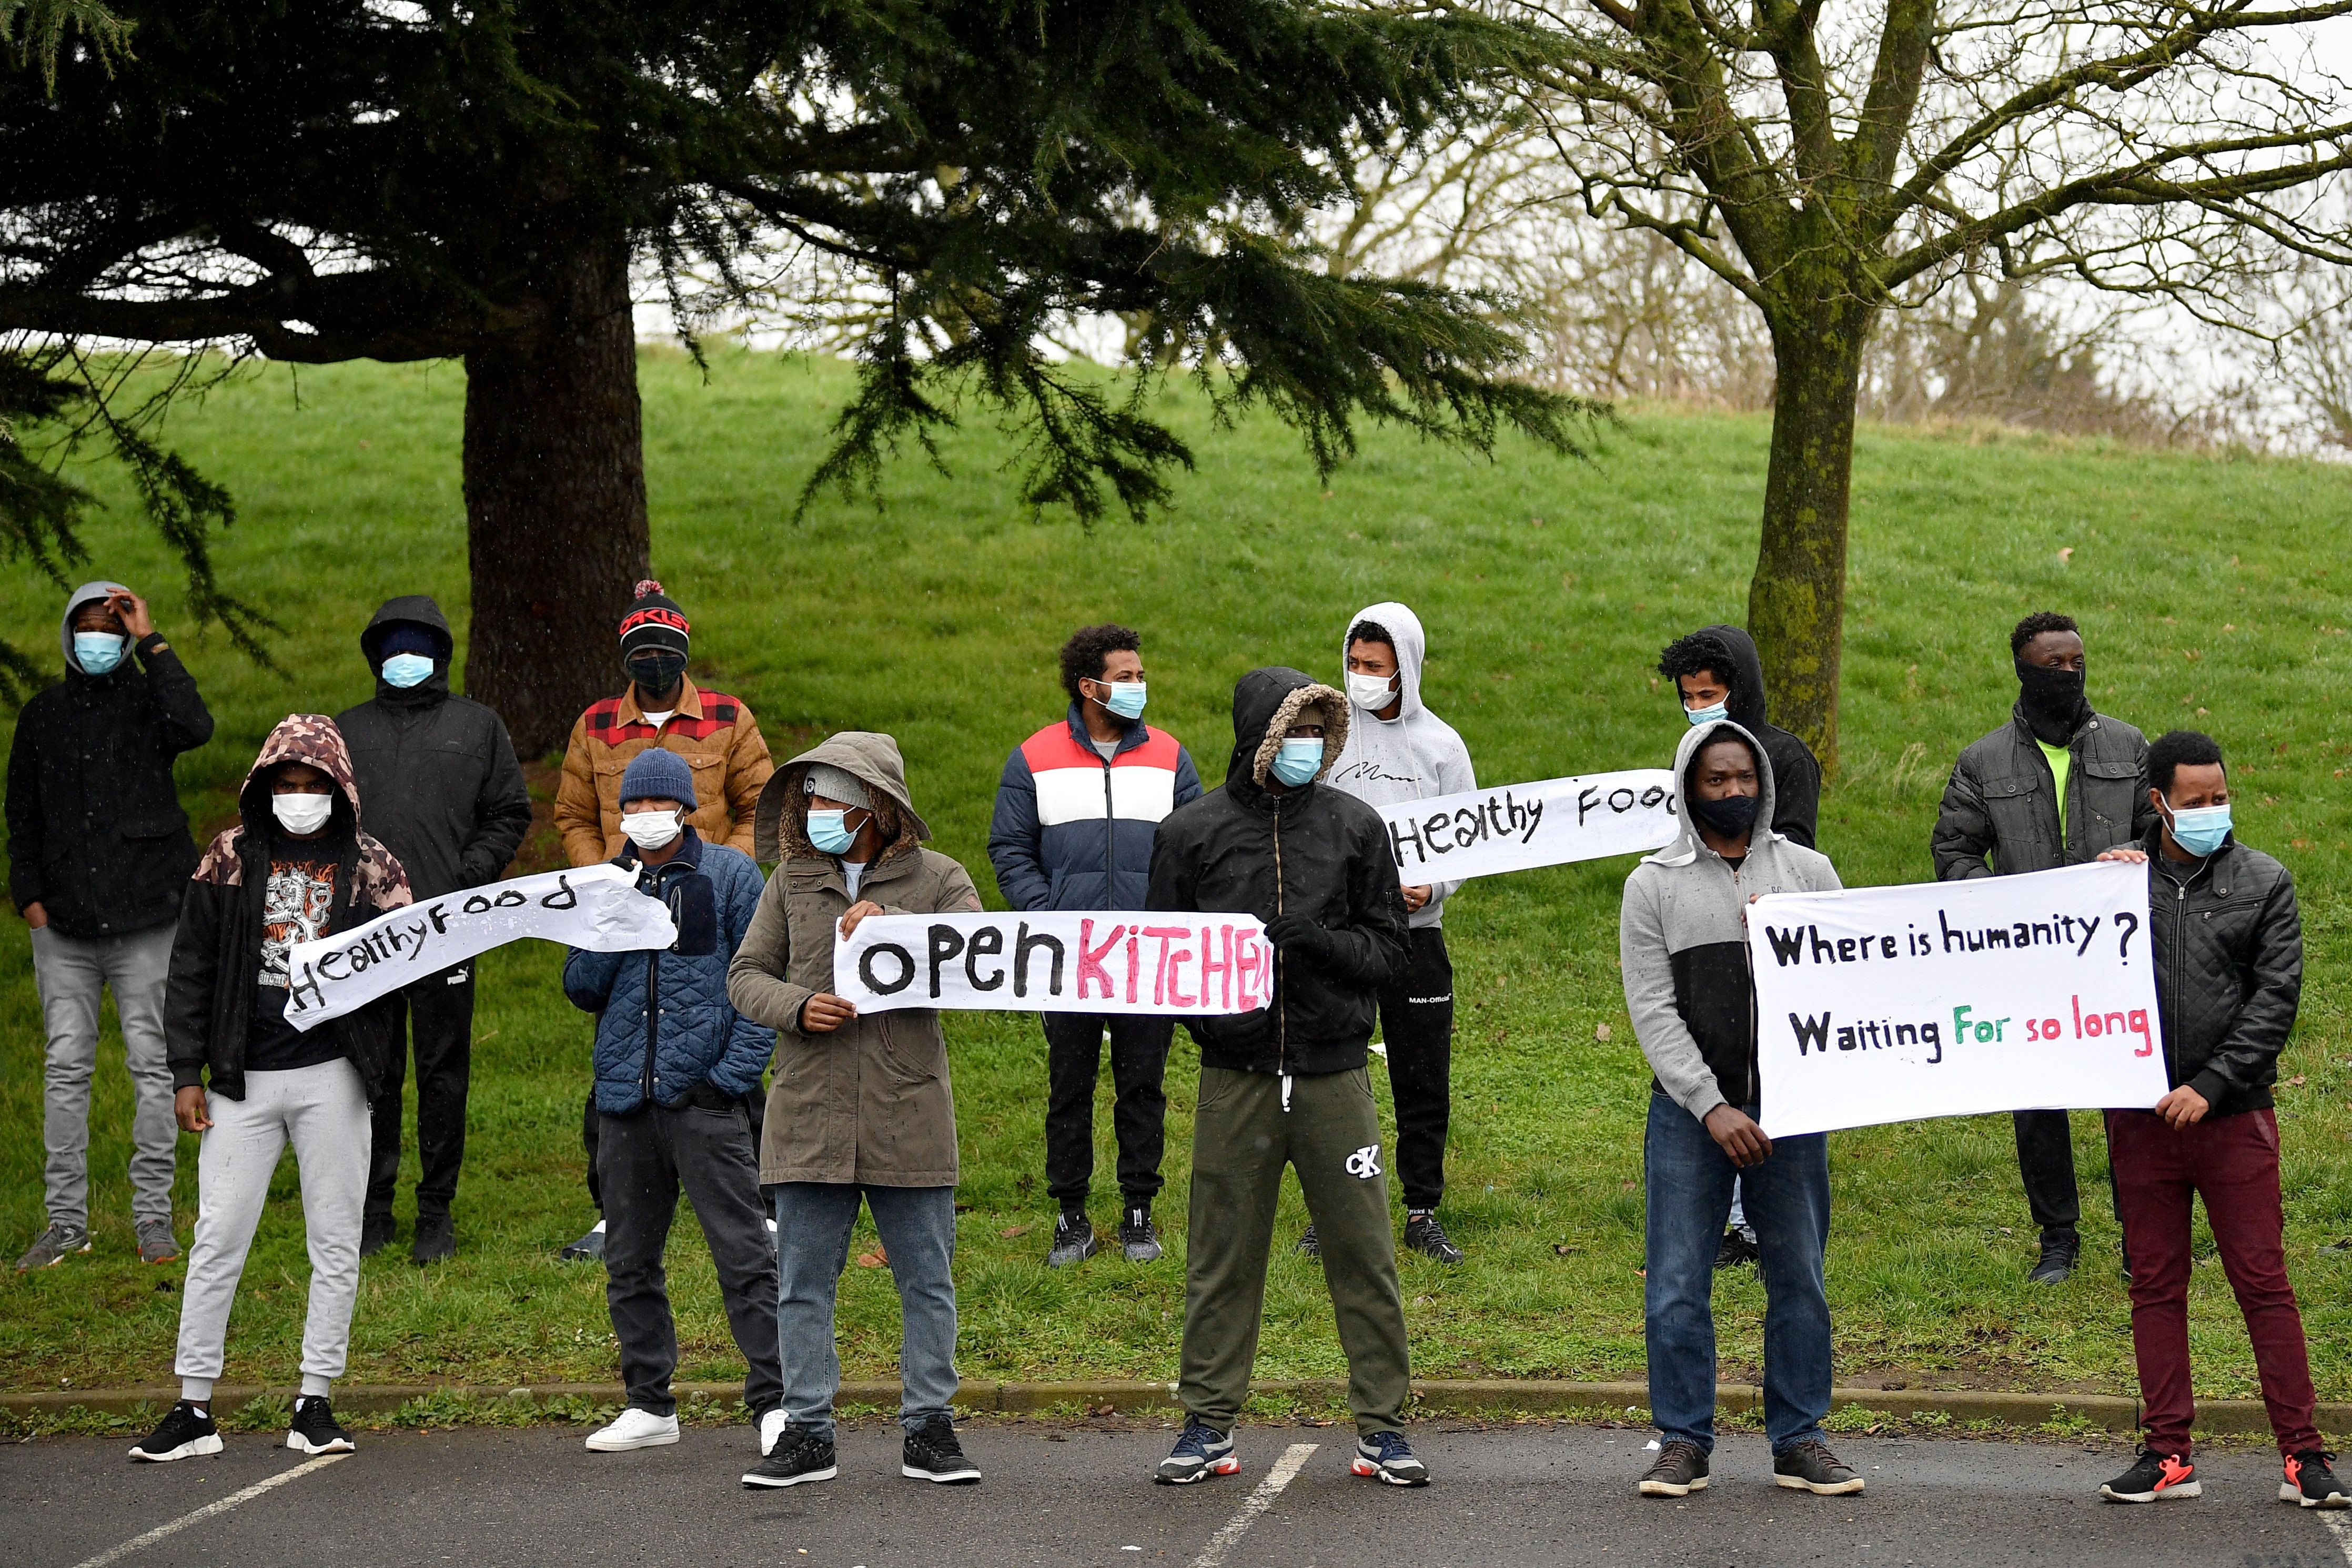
[628,651,687,703]
[1689,791,1760,839]
[2014,659,2089,746]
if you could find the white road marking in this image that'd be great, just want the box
[70,1452,349,1568]
[1189,1442,1317,1568]
[2318,1509,2352,1563]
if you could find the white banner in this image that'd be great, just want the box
[1749,861,2167,1137]
[835,911,1272,1017]
[286,863,677,1031]
[1377,768,1680,884]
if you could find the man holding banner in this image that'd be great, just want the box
[1146,669,1425,1489]
[1326,602,1476,1265]
[2091,732,2345,1509]
[1620,719,1859,1500]
[1933,611,2151,1284]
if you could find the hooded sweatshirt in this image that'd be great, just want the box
[165,716,413,1103]
[335,595,533,901]
[1619,719,1841,1121]
[1691,624,1822,850]
[6,581,215,937]
[1326,601,1477,929]
[1147,667,1410,1075]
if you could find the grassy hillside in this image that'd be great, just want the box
[5,350,2352,1409]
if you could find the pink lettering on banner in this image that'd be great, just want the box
[1237,936,1264,1011]
[1077,921,1124,1000]
[1198,925,1231,1010]
[1125,934,1140,1005]
[1142,926,1187,1006]
[1167,934,1196,1007]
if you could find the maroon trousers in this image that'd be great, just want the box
[2106,1107,2318,1457]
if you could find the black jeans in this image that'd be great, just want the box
[365,962,475,1220]
[1378,927,1455,1212]
[598,1092,783,1418]
[586,1080,763,1211]
[1043,1012,1172,1208]
[2014,1109,2082,1232]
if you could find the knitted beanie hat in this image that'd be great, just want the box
[618,580,690,661]
[802,762,872,810]
[620,747,696,807]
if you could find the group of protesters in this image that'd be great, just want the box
[5,575,2335,1508]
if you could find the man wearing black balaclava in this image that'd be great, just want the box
[1932,611,2153,1284]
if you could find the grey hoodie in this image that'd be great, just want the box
[61,580,130,672]
[1619,719,1841,1121]
[1327,601,1477,929]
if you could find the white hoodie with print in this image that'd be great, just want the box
[1326,600,1477,929]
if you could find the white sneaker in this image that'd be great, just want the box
[586,1407,680,1452]
[760,1407,789,1455]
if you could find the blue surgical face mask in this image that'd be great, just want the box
[1684,702,1728,727]
[381,652,435,689]
[1097,681,1147,721]
[807,808,859,857]
[74,631,127,676]
[1270,737,1324,787]
[2165,800,2232,857]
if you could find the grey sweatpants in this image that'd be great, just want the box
[31,923,178,1231]
[175,1060,371,1397]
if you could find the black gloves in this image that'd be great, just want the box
[1264,912,1334,964]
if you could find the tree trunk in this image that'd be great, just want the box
[461,238,650,758]
[1747,301,1871,779]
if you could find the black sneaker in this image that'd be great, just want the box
[2027,1226,2080,1284]
[2283,1451,2350,1508]
[1155,1419,1239,1484]
[411,1211,455,1266]
[129,1400,223,1462]
[1349,1430,1429,1486]
[287,1395,355,1454]
[1297,1224,1320,1259]
[1119,1208,1163,1263]
[1638,1439,1709,1496]
[741,1423,837,1489]
[1046,1212,1096,1269]
[1713,1229,1759,1269]
[559,1222,606,1263]
[359,1212,396,1259]
[1404,1212,1463,1265]
[1773,1438,1864,1494]
[2101,1449,2198,1502]
[902,1414,981,1484]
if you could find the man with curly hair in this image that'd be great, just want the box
[989,623,1202,1267]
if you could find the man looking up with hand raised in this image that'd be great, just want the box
[1620,719,1853,1502]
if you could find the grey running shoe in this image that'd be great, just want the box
[1155,1420,1239,1484]
[1046,1212,1097,1269]
[136,1219,181,1264]
[16,1222,90,1272]
[559,1222,606,1263]
[1119,1209,1162,1263]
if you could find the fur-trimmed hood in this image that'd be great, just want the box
[1225,666,1349,800]
[755,730,932,864]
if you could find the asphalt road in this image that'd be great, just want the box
[9,1419,2350,1568]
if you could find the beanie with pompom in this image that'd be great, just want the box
[618,579,690,660]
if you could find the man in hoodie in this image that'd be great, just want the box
[564,749,782,1460]
[1146,669,1425,1489]
[129,717,411,1464]
[9,582,213,1272]
[1933,611,2152,1284]
[729,734,986,1491]
[988,623,1203,1268]
[554,579,775,1262]
[336,596,532,1264]
[1622,719,1859,1501]
[2089,731,2346,1509]
[1324,603,1476,1265]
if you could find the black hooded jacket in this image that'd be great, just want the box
[334,596,532,902]
[6,597,214,938]
[1147,666,1409,1075]
[1697,625,1821,850]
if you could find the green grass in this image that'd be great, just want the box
[6,349,2352,1407]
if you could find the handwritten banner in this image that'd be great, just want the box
[1749,861,2167,1137]
[287,863,677,1031]
[1377,768,1679,884]
[835,911,1272,1017]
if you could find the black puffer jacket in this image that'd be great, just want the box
[1933,705,2150,878]
[5,595,214,937]
[2144,828,2300,1119]
[1697,624,1821,850]
[1147,666,1409,1075]
[334,596,532,902]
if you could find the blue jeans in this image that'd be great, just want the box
[772,1182,959,1441]
[1644,1091,1832,1453]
